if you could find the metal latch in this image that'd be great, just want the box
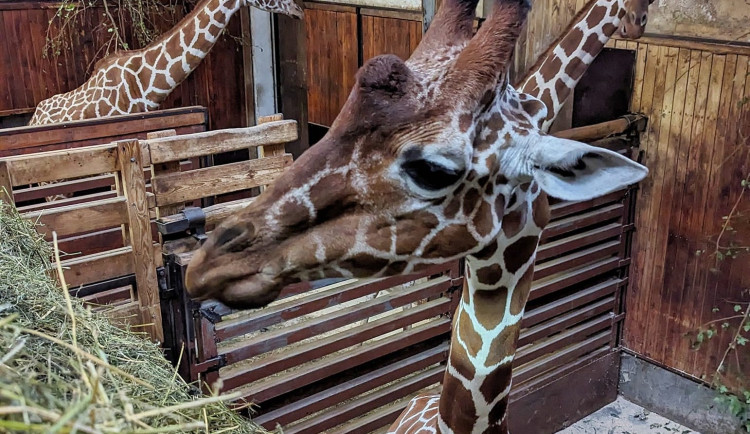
[182,207,207,244]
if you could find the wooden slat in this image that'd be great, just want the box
[62,247,134,288]
[537,223,623,261]
[285,366,444,434]
[542,203,624,240]
[534,240,621,281]
[146,121,298,164]
[219,277,452,363]
[522,278,621,328]
[221,297,452,390]
[115,139,162,343]
[530,256,622,301]
[515,315,612,367]
[519,297,615,347]
[254,344,449,428]
[22,197,127,239]
[216,273,448,340]
[3,144,118,186]
[548,189,625,220]
[14,174,117,204]
[151,154,293,206]
[230,318,451,403]
[0,160,11,203]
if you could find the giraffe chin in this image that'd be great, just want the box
[190,273,284,311]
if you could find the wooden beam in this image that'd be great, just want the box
[151,154,293,207]
[240,7,257,127]
[23,197,129,239]
[4,144,119,186]
[147,129,184,219]
[115,139,163,343]
[276,2,310,158]
[145,121,298,164]
[0,161,12,204]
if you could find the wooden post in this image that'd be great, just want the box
[147,129,183,220]
[276,1,309,158]
[240,7,257,128]
[0,161,12,204]
[115,139,164,343]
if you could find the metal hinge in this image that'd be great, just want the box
[157,266,175,300]
[156,206,208,244]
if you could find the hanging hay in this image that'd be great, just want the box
[0,198,274,433]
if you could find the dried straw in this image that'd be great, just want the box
[0,198,275,433]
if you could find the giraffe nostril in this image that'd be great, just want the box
[641,14,648,26]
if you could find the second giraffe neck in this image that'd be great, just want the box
[518,0,627,131]
[437,186,548,434]
[136,0,244,104]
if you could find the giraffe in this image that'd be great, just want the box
[517,0,653,132]
[28,0,303,125]
[182,0,648,432]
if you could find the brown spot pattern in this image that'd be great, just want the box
[423,225,477,259]
[502,208,527,238]
[473,285,509,330]
[485,323,518,368]
[457,309,482,357]
[510,266,535,315]
[586,5,607,28]
[459,113,473,132]
[478,364,513,404]
[503,236,539,274]
[532,192,551,228]
[474,201,494,237]
[475,264,504,287]
[474,240,498,260]
[564,28,585,57]
[440,375,478,433]
[463,188,482,214]
[395,211,439,255]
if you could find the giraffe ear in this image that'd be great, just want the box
[531,136,648,201]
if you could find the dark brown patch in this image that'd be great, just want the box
[555,78,568,101]
[478,130,498,151]
[532,192,551,228]
[473,285,509,330]
[484,182,494,196]
[463,188,482,214]
[474,200,494,238]
[485,323,518,368]
[423,224,476,258]
[495,174,508,185]
[473,240,498,260]
[440,375,478,432]
[486,399,509,432]
[609,2,619,16]
[475,264,504,286]
[385,261,408,274]
[565,56,585,78]
[365,221,392,252]
[339,254,390,274]
[487,112,505,131]
[540,89,555,119]
[459,113,473,132]
[510,266,535,315]
[458,309,482,357]
[602,22,617,34]
[582,33,602,54]
[494,193,506,218]
[503,236,539,274]
[586,5,608,28]
[277,199,311,229]
[478,363,513,404]
[486,154,498,172]
[449,338,475,380]
[395,211,440,255]
[502,208,526,238]
[563,28,585,57]
[444,195,462,219]
[480,89,495,107]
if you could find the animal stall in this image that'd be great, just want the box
[157,116,648,433]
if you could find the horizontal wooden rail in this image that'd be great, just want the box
[285,366,444,434]
[542,203,624,241]
[533,240,621,281]
[530,256,622,301]
[2,144,119,186]
[23,197,128,239]
[551,114,646,142]
[511,346,610,397]
[522,278,621,329]
[515,315,612,367]
[253,344,449,428]
[537,223,622,261]
[146,121,298,164]
[221,297,452,390]
[518,299,614,348]
[151,154,292,206]
[230,318,451,402]
[219,277,452,363]
[548,189,626,221]
[62,247,135,288]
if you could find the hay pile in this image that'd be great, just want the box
[0,199,272,433]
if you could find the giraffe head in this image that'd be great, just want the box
[184,0,648,309]
[619,0,653,39]
[245,0,304,19]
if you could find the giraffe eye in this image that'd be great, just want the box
[402,158,464,191]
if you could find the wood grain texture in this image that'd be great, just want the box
[23,197,128,239]
[146,121,298,164]
[0,161,11,203]
[621,41,750,387]
[4,144,118,186]
[151,154,293,206]
[115,139,163,343]
[361,15,422,63]
[0,3,248,130]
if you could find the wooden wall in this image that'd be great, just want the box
[305,3,422,126]
[613,37,750,384]
[0,1,248,130]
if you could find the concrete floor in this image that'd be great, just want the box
[559,396,699,434]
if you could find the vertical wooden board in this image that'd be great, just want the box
[362,16,422,63]
[278,6,310,157]
[305,9,358,126]
[629,43,649,112]
[0,12,13,110]
[115,139,163,343]
[0,161,12,204]
[693,54,739,378]
[656,49,702,368]
[653,48,694,363]
[7,11,31,110]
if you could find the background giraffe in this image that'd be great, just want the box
[182,0,648,432]
[28,0,302,125]
[518,0,653,131]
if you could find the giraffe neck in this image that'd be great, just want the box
[438,186,546,434]
[517,0,627,131]
[136,0,244,106]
